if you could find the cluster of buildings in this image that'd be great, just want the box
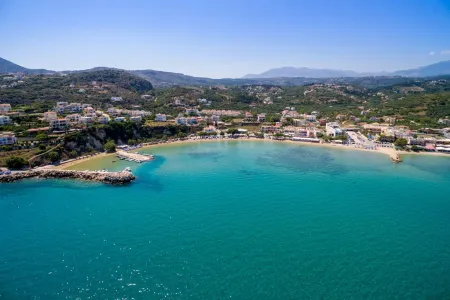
[201,109,242,117]
[41,103,152,130]
[0,75,25,89]
[3,97,450,155]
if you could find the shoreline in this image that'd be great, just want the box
[57,137,442,170]
[57,137,450,170]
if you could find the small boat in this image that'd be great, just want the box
[112,160,116,163]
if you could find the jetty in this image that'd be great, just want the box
[116,150,154,163]
[0,169,135,184]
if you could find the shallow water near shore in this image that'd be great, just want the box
[1,141,450,299]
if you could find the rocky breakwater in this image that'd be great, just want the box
[0,169,135,185]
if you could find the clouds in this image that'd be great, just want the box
[430,50,450,56]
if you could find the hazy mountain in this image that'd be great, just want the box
[0,57,53,74]
[243,66,361,78]
[392,61,450,77]
[244,61,450,79]
[2,56,450,87]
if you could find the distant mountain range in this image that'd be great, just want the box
[243,61,450,78]
[2,56,450,87]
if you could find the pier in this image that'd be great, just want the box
[116,150,154,163]
[0,169,135,184]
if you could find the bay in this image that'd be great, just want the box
[1,141,450,299]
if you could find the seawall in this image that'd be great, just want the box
[0,169,135,184]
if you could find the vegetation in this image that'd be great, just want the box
[394,138,408,148]
[47,151,60,163]
[104,140,116,153]
[5,156,28,169]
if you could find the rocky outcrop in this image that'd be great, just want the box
[0,169,135,184]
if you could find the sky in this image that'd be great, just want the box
[1,0,450,78]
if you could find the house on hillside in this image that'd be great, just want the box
[0,104,12,113]
[0,115,12,126]
[155,114,167,122]
[111,96,123,102]
[50,119,68,131]
[257,113,266,123]
[0,132,17,145]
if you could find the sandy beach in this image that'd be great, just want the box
[55,152,115,170]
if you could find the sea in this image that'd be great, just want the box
[1,141,450,299]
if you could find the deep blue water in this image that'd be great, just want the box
[1,141,450,299]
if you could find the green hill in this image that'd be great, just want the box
[0,70,153,107]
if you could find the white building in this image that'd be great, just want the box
[0,104,12,113]
[0,115,12,126]
[130,116,142,122]
[326,122,343,137]
[55,102,82,113]
[0,133,17,145]
[257,113,266,123]
[176,116,187,125]
[55,102,69,113]
[79,116,95,125]
[115,117,126,122]
[44,111,58,121]
[304,115,317,122]
[66,114,81,123]
[50,119,68,130]
[155,114,167,122]
[111,96,123,102]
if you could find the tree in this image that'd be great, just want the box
[227,128,239,135]
[177,131,187,138]
[36,133,49,142]
[411,145,420,152]
[220,131,225,136]
[128,139,137,146]
[47,151,60,163]
[6,156,27,169]
[104,140,116,153]
[394,138,408,148]
[38,143,46,150]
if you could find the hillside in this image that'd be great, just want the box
[0,70,153,107]
[0,57,53,74]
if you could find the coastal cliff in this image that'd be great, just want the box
[0,169,135,184]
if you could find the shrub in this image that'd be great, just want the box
[6,156,28,169]
[104,140,116,153]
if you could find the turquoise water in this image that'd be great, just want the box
[1,141,450,299]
